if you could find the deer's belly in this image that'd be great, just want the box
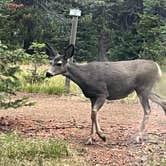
[107,88,135,100]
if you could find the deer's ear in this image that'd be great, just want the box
[64,44,74,60]
[45,43,58,60]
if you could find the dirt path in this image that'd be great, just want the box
[0,93,166,165]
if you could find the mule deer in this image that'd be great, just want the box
[46,44,166,144]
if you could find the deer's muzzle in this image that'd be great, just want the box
[46,72,54,78]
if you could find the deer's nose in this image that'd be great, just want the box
[46,72,54,78]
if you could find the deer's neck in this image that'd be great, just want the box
[63,63,88,86]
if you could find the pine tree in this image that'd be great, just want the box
[0,41,32,109]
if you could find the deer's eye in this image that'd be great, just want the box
[56,60,63,66]
[56,63,62,66]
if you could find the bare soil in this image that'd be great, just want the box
[0,93,166,165]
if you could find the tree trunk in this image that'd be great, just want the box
[98,31,109,61]
[23,19,34,54]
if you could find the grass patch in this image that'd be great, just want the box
[145,143,166,166]
[17,67,81,95]
[22,76,80,95]
[148,159,166,166]
[0,133,87,166]
[0,133,68,160]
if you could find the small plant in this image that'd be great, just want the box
[24,42,48,84]
[0,41,32,109]
[19,71,81,95]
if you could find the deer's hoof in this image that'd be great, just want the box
[100,135,106,142]
[97,132,107,142]
[85,137,95,145]
[136,135,143,144]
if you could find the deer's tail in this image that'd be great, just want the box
[155,62,162,80]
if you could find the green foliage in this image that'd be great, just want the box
[107,0,166,63]
[76,14,98,61]
[16,42,80,95]
[19,70,80,95]
[135,13,165,62]
[0,0,166,63]
[75,0,166,62]
[108,30,142,60]
[0,41,32,109]
[23,43,48,84]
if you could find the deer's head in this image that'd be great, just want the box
[46,44,74,77]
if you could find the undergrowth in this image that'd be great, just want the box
[0,133,87,166]
[17,67,81,95]
[0,133,68,165]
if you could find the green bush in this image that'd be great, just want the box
[0,41,32,108]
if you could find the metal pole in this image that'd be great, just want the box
[65,16,78,93]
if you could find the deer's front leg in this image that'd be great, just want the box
[86,96,106,145]
[93,109,106,142]
[85,111,96,145]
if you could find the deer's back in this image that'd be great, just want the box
[71,60,159,99]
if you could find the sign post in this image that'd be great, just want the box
[65,9,81,93]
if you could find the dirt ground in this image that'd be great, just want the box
[0,93,166,165]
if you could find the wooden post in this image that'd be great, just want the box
[65,16,79,93]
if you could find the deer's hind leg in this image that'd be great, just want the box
[136,91,151,143]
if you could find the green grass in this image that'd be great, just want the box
[146,143,166,166]
[0,133,87,166]
[23,76,80,95]
[17,67,81,95]
[22,77,66,95]
[148,159,166,166]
